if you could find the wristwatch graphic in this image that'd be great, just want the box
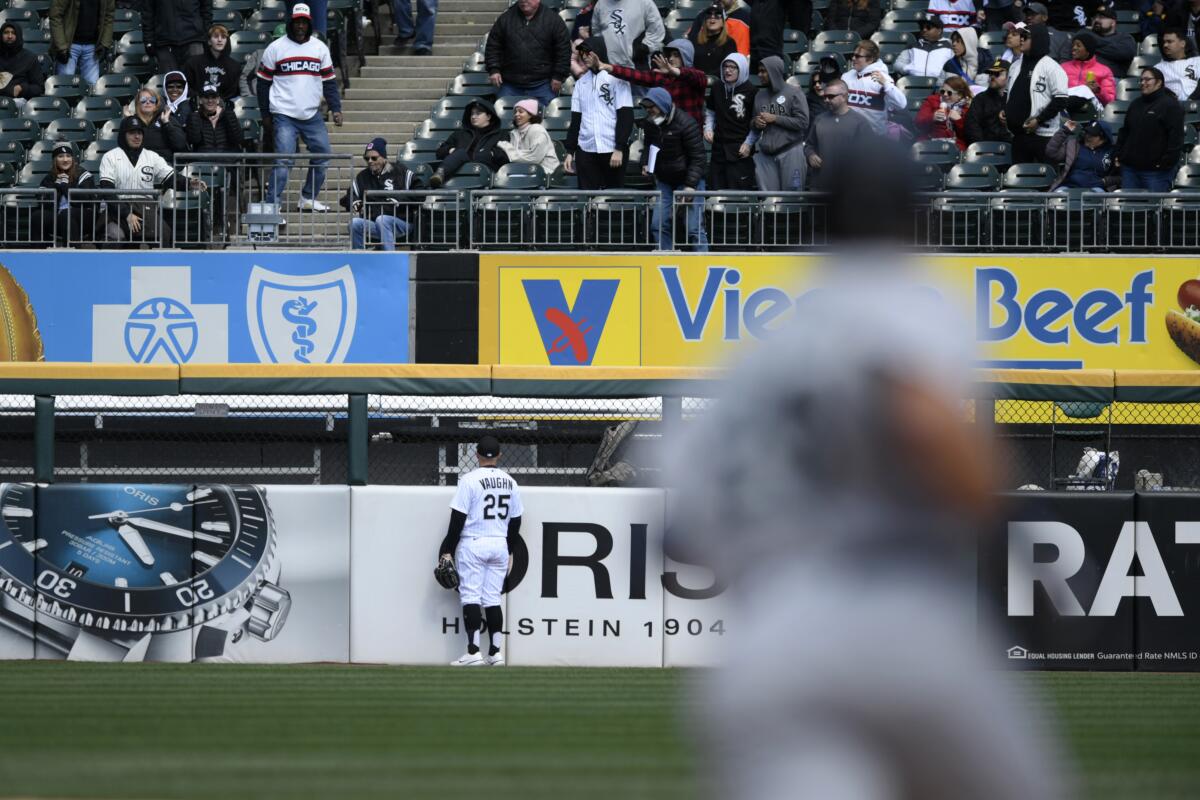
[0,483,291,661]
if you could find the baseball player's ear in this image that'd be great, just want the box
[886,377,998,522]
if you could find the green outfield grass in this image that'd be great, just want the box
[0,665,1197,799]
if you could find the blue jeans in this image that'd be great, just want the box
[1121,166,1173,192]
[350,215,409,249]
[392,0,437,48]
[652,178,708,251]
[268,112,332,205]
[58,43,100,84]
[499,80,557,108]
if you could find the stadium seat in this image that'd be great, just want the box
[1090,193,1161,250]
[230,29,271,49]
[21,28,50,55]
[1128,55,1161,74]
[911,139,961,172]
[904,91,925,113]
[238,116,260,147]
[1174,163,1200,190]
[211,7,245,31]
[977,31,1003,53]
[97,118,122,148]
[946,162,1001,191]
[544,96,572,117]
[0,9,41,28]
[1115,77,1140,102]
[703,194,758,251]
[794,51,845,75]
[0,97,17,120]
[0,118,38,149]
[143,74,164,94]
[760,195,827,249]
[589,192,654,250]
[0,140,25,169]
[111,8,142,34]
[44,118,95,145]
[91,73,139,103]
[912,162,945,191]
[1139,34,1159,56]
[462,51,486,73]
[871,30,916,50]
[781,28,809,60]
[247,7,288,30]
[43,75,85,103]
[1185,100,1200,126]
[443,162,492,190]
[431,95,481,117]
[964,140,1012,168]
[473,164,548,246]
[1003,162,1056,191]
[233,95,261,122]
[786,74,809,91]
[1101,101,1129,130]
[214,0,265,14]
[810,30,860,56]
[880,9,922,31]
[20,96,70,127]
[112,54,155,80]
[448,73,496,97]
[896,75,937,93]
[558,7,578,27]
[0,161,16,188]
[18,158,51,187]
[116,29,145,53]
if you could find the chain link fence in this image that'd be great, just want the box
[0,394,35,482]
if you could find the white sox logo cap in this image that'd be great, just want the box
[292,3,312,19]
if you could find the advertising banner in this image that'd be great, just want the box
[478,254,1200,370]
[1132,492,1200,672]
[0,251,408,364]
[0,482,350,663]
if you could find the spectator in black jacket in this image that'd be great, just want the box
[40,140,95,245]
[485,0,571,107]
[130,87,188,163]
[751,0,812,69]
[824,0,882,39]
[185,84,240,235]
[162,70,193,127]
[144,0,213,73]
[184,24,242,103]
[1116,67,1185,191]
[0,24,44,105]
[640,87,707,251]
[340,137,421,250]
[430,98,509,187]
[706,52,757,190]
[691,4,740,76]
[964,57,1012,143]
[1090,7,1136,75]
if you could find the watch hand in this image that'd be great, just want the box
[126,517,223,544]
[117,524,155,566]
[87,502,191,520]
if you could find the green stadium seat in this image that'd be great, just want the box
[911,139,961,172]
[44,117,95,145]
[20,96,70,127]
[43,74,85,103]
[74,95,122,123]
[964,140,1012,169]
[946,162,1001,191]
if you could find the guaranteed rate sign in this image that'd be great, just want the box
[479,254,1200,370]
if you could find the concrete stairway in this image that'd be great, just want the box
[273,0,504,240]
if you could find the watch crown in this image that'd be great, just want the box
[247,582,292,642]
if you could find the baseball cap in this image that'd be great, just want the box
[477,435,500,458]
[1094,5,1117,19]
[702,3,724,17]
[1024,2,1048,16]
[199,83,220,96]
[291,2,312,19]
[986,57,1011,73]
[1082,120,1105,137]
[917,12,944,27]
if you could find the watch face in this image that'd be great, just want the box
[0,484,272,631]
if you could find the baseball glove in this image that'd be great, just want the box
[434,556,459,590]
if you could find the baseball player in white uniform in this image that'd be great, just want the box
[440,434,523,666]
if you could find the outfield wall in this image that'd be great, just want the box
[3,480,1199,669]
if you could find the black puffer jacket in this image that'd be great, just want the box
[484,1,572,87]
[185,104,243,152]
[964,86,1011,144]
[435,99,510,171]
[1116,85,1185,171]
[143,0,212,48]
[0,24,44,99]
[641,98,706,188]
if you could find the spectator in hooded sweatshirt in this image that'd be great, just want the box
[600,37,707,124]
[143,0,212,74]
[749,55,810,190]
[99,114,200,245]
[825,0,883,40]
[1116,66,1184,191]
[162,70,193,127]
[485,0,571,108]
[1061,30,1115,106]
[591,0,666,69]
[184,24,242,104]
[895,14,954,78]
[751,0,812,69]
[430,98,509,187]
[640,87,707,251]
[497,98,561,176]
[1047,117,1118,191]
[964,57,1012,143]
[706,52,758,190]
[842,39,907,135]
[50,0,114,85]
[1005,23,1068,163]
[690,4,741,76]
[1157,27,1200,101]
[340,137,422,250]
[0,24,44,105]
[941,27,992,87]
[1089,7,1135,76]
[566,36,634,188]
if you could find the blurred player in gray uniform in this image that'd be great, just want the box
[440,434,524,666]
[670,149,1072,800]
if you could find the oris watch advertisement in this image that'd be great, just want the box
[0,251,408,364]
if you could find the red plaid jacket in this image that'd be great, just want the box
[607,64,708,125]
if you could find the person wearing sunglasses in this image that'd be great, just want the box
[915,75,972,150]
[804,78,876,191]
[340,137,420,251]
[840,39,906,135]
[894,13,953,78]
[129,87,187,164]
[963,58,1012,145]
[690,4,740,77]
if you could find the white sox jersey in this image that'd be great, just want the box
[571,69,633,153]
[99,147,174,190]
[450,467,524,540]
[926,0,975,30]
[257,36,336,119]
[1160,57,1200,101]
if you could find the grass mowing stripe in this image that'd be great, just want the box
[2,665,1198,800]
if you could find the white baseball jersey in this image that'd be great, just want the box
[1160,57,1200,102]
[926,0,975,30]
[571,69,632,153]
[256,35,335,120]
[451,467,524,540]
[99,147,174,190]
